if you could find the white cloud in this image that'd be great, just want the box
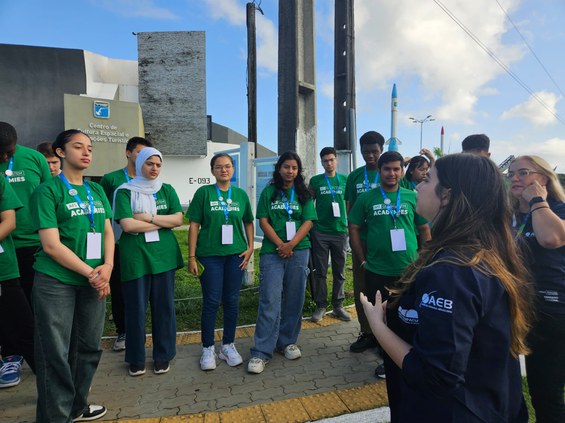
[501,91,562,125]
[354,0,525,123]
[97,0,178,20]
[204,0,278,73]
[205,0,245,25]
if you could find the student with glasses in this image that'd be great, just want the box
[508,155,565,423]
[187,153,254,371]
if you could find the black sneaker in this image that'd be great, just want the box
[73,404,107,422]
[375,363,386,379]
[128,364,146,377]
[350,332,378,353]
[154,361,170,374]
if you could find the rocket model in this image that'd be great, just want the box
[386,83,401,151]
[441,126,445,155]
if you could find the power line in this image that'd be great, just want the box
[494,0,565,97]
[432,0,565,126]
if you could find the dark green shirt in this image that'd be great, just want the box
[309,173,347,234]
[187,184,254,257]
[256,184,317,255]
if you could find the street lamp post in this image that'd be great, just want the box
[409,115,435,151]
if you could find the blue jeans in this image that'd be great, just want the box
[122,270,177,367]
[199,255,244,347]
[250,249,309,361]
[33,272,106,423]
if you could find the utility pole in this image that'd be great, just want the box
[246,2,259,157]
[334,0,356,171]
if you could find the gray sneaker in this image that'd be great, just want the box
[113,333,126,352]
[331,307,352,321]
[311,307,326,322]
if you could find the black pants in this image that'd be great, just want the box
[0,279,35,372]
[526,313,565,423]
[109,248,126,334]
[16,246,38,306]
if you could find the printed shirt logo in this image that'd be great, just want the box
[319,186,343,195]
[7,170,26,183]
[398,305,419,324]
[209,200,241,212]
[419,290,453,314]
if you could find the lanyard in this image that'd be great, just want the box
[4,157,14,181]
[364,167,379,191]
[122,167,131,182]
[59,173,96,231]
[410,181,417,189]
[281,186,295,221]
[324,174,340,201]
[379,185,401,227]
[215,184,232,223]
[513,212,531,239]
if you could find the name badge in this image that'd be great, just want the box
[222,224,234,245]
[390,229,407,252]
[332,202,341,218]
[145,230,160,243]
[286,221,297,241]
[86,232,102,260]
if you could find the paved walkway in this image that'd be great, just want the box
[1,309,389,423]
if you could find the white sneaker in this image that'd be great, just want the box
[219,343,243,367]
[247,357,267,374]
[284,344,302,360]
[200,346,217,371]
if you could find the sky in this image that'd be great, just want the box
[2,0,565,171]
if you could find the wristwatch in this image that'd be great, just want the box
[529,196,546,207]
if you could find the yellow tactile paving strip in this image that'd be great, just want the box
[106,382,388,423]
[103,307,390,423]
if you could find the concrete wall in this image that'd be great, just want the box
[0,44,86,146]
[137,31,207,157]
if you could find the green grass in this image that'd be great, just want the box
[103,230,355,336]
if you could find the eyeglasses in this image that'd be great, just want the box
[213,165,233,171]
[506,168,540,179]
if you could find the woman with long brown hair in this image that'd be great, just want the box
[362,153,531,422]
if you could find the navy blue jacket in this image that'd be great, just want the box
[386,254,528,422]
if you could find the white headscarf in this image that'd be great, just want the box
[112,147,163,237]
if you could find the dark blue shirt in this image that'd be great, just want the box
[386,253,528,422]
[517,199,565,317]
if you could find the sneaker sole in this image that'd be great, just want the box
[0,379,21,388]
[154,367,170,374]
[128,369,146,377]
[73,408,107,422]
[218,352,243,367]
[331,312,352,321]
[200,362,217,371]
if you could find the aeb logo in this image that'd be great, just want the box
[420,290,453,313]
[93,101,110,119]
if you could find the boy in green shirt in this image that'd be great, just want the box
[344,131,384,352]
[309,147,350,323]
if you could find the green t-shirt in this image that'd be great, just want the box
[0,145,51,248]
[309,173,347,234]
[187,184,254,257]
[344,165,379,208]
[348,186,427,277]
[256,184,317,255]
[400,177,418,191]
[0,178,23,282]
[114,183,184,282]
[31,177,113,286]
[100,167,130,204]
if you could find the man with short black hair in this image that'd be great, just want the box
[344,131,384,352]
[349,151,430,377]
[309,147,350,323]
[462,134,491,158]
[100,136,153,352]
